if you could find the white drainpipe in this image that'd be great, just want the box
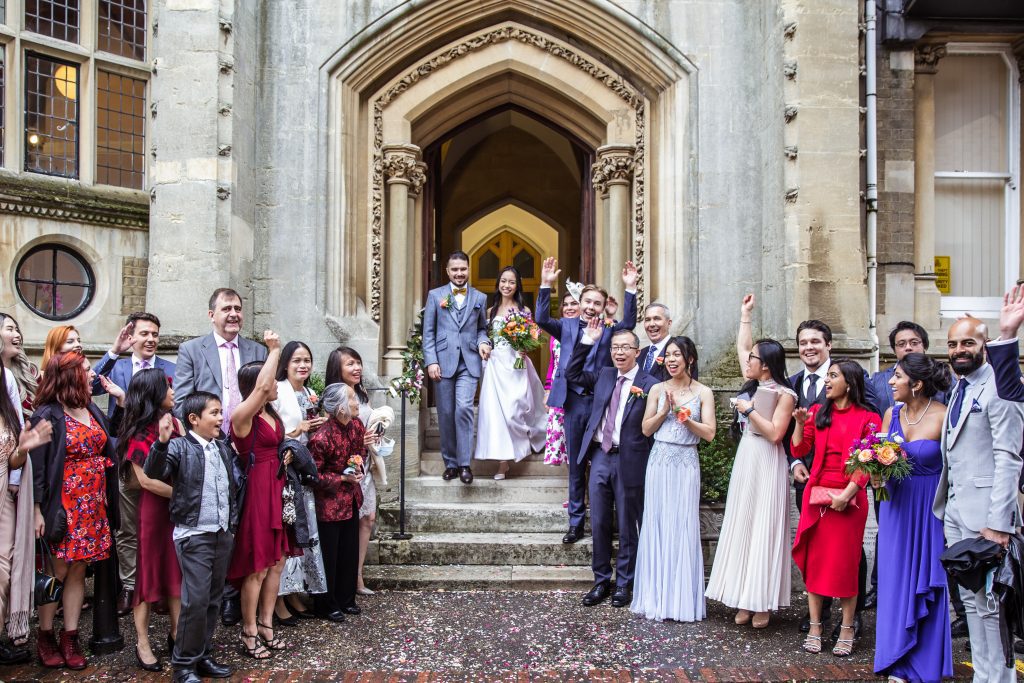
[865,0,880,373]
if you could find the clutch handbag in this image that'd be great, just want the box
[34,540,63,606]
[809,486,858,508]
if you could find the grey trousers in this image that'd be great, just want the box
[435,357,478,469]
[172,530,234,670]
[115,480,140,589]
[944,500,1015,683]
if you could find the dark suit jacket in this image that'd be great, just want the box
[173,332,268,415]
[91,354,176,418]
[537,287,637,410]
[565,339,658,489]
[637,344,670,382]
[988,339,1024,403]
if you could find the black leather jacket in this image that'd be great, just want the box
[144,432,240,533]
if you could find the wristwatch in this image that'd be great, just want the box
[742,406,755,417]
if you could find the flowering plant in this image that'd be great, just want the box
[844,427,912,501]
[440,294,453,310]
[342,454,364,476]
[388,310,425,405]
[497,309,542,369]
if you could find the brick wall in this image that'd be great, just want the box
[121,256,149,314]
[875,46,916,318]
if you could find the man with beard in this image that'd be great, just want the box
[637,303,672,381]
[91,311,176,616]
[934,316,1023,683]
[173,288,267,627]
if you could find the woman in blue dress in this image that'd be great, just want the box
[874,352,953,683]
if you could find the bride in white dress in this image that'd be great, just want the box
[474,266,547,479]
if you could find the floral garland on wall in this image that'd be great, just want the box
[388,309,425,405]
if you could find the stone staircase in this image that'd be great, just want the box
[366,421,595,590]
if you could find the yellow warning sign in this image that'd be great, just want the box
[935,256,951,294]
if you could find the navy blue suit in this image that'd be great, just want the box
[988,339,1024,402]
[537,287,636,528]
[637,344,670,382]
[91,353,176,419]
[566,339,657,588]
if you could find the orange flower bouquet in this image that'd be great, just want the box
[844,430,911,501]
[498,309,542,369]
[343,454,364,476]
[673,405,691,424]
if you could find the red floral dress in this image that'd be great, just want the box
[54,414,113,562]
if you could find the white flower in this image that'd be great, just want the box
[893,435,904,444]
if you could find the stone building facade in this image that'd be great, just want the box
[2,0,1022,417]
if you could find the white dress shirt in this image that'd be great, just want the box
[213,332,241,407]
[450,282,467,308]
[131,353,155,375]
[594,364,639,448]
[801,358,831,402]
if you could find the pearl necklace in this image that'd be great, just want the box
[903,398,932,426]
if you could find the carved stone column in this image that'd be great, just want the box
[913,44,946,330]
[593,145,635,293]
[408,161,427,313]
[382,144,424,376]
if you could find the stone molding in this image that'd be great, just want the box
[914,43,947,75]
[381,144,424,186]
[368,24,647,321]
[592,145,637,190]
[0,178,148,230]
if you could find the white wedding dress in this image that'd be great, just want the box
[474,317,547,462]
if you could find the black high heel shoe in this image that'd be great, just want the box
[274,610,299,627]
[135,644,163,672]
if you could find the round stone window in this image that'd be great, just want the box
[15,245,95,320]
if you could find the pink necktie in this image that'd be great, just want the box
[222,342,240,431]
[601,375,628,452]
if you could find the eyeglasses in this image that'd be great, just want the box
[610,345,639,352]
[748,353,762,362]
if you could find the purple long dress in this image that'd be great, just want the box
[874,404,953,682]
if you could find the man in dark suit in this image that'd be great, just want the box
[567,322,657,608]
[637,303,671,381]
[173,288,267,627]
[537,257,638,545]
[90,311,177,615]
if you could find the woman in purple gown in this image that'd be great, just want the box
[874,352,952,683]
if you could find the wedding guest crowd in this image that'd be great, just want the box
[6,250,1024,683]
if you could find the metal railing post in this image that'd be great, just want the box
[392,391,412,540]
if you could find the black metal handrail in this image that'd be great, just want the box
[368,387,412,540]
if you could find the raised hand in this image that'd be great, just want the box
[98,375,126,406]
[157,413,175,443]
[264,330,281,350]
[999,284,1024,340]
[741,294,755,316]
[18,420,52,453]
[110,322,135,355]
[541,257,561,287]
[793,406,810,425]
[621,261,638,289]
[584,316,603,343]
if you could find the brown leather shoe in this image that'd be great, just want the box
[36,628,64,668]
[58,629,87,670]
[117,588,134,616]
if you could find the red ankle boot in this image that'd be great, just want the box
[36,628,64,668]
[58,629,87,670]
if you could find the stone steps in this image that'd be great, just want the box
[362,563,594,590]
[418,450,567,477]
[379,501,578,533]
[374,531,593,566]
[403,475,569,504]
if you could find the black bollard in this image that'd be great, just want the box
[89,555,124,655]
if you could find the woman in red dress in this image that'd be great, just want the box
[29,352,119,670]
[117,368,183,672]
[228,331,299,660]
[791,359,880,658]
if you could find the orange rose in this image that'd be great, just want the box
[877,446,898,466]
[856,448,874,463]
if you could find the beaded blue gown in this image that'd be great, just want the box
[874,404,953,682]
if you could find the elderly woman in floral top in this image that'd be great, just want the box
[307,383,372,622]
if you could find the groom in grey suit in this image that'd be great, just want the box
[422,251,491,484]
[934,317,1023,683]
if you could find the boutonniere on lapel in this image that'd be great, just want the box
[653,356,665,366]
[627,386,648,404]
[603,318,615,328]
[440,293,454,310]
[970,398,983,414]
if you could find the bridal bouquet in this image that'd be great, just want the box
[844,430,911,502]
[498,309,542,369]
[343,454,364,476]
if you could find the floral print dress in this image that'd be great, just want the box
[543,339,568,465]
[55,414,113,563]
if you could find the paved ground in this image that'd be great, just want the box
[1,591,980,681]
